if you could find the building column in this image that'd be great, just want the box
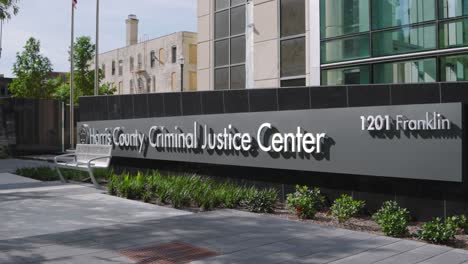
[246,0,255,89]
[309,0,321,86]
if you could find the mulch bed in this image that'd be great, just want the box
[267,206,468,250]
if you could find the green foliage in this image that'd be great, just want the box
[331,194,366,223]
[417,218,458,244]
[286,185,326,219]
[0,0,20,20]
[16,166,112,183]
[73,36,95,97]
[9,38,55,99]
[446,215,468,231]
[244,188,278,213]
[373,201,411,237]
[0,145,10,159]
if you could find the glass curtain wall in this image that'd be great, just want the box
[214,0,246,90]
[280,0,306,87]
[321,0,468,85]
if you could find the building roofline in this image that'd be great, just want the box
[99,31,197,56]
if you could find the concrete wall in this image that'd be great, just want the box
[99,32,198,94]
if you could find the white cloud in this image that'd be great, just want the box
[0,0,197,77]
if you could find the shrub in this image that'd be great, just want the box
[331,194,365,223]
[372,201,411,237]
[107,174,119,196]
[0,145,10,159]
[245,188,278,213]
[446,215,468,234]
[286,185,326,219]
[417,218,458,244]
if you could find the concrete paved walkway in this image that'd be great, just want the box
[0,159,466,263]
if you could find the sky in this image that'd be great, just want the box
[0,0,197,77]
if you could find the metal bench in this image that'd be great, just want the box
[54,144,112,188]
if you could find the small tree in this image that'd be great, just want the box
[0,0,20,20]
[9,37,55,99]
[72,36,95,96]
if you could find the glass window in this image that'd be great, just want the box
[215,68,229,90]
[230,36,246,64]
[281,79,306,87]
[231,0,245,6]
[321,66,370,85]
[216,0,229,10]
[215,40,229,67]
[440,53,468,81]
[439,18,468,48]
[130,57,134,71]
[171,72,177,91]
[439,0,468,19]
[118,60,123,76]
[372,0,436,30]
[281,37,306,77]
[321,34,370,64]
[215,10,229,39]
[231,5,245,36]
[373,24,437,57]
[137,54,142,69]
[112,61,116,75]
[320,0,369,39]
[230,65,246,89]
[214,0,246,90]
[150,51,155,68]
[172,46,177,64]
[373,58,437,84]
[101,64,105,78]
[281,0,306,37]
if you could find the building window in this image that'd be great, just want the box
[171,72,177,91]
[150,51,156,68]
[439,18,468,49]
[440,53,468,81]
[130,80,134,94]
[372,24,437,57]
[118,60,123,76]
[372,0,435,30]
[214,0,246,90]
[118,82,123,95]
[189,44,197,64]
[147,78,151,93]
[172,46,177,63]
[373,58,437,84]
[439,0,468,19]
[152,76,156,92]
[138,78,144,92]
[130,57,134,72]
[112,61,116,75]
[320,0,369,39]
[137,54,143,70]
[159,48,166,65]
[101,64,106,78]
[280,0,306,86]
[321,66,370,85]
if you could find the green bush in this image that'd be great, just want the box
[107,174,119,196]
[0,145,10,159]
[331,194,365,223]
[372,201,411,237]
[446,215,468,233]
[244,188,278,213]
[286,185,326,219]
[417,218,458,244]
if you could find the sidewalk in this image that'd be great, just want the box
[0,160,466,263]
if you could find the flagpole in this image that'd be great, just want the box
[94,0,99,96]
[70,0,75,149]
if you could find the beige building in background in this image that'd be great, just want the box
[197,0,319,90]
[100,15,198,94]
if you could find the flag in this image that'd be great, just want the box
[72,0,77,9]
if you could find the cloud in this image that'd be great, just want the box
[0,0,197,77]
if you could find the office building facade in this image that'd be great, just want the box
[99,15,198,95]
[198,0,468,89]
